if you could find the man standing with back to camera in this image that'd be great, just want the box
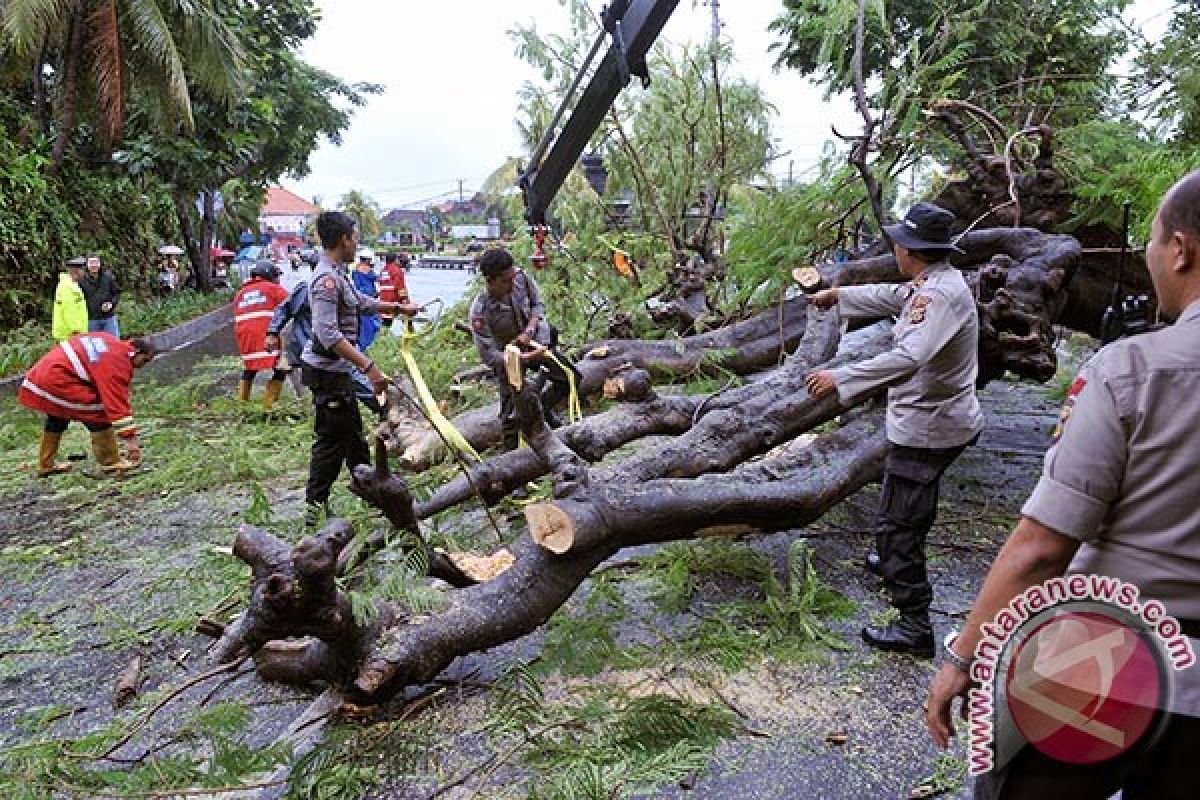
[805,201,984,657]
[301,211,419,525]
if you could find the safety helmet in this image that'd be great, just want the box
[251,260,281,280]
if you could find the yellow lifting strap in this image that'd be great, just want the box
[539,348,583,425]
[400,318,481,463]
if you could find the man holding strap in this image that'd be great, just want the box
[301,211,419,524]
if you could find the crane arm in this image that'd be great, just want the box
[519,0,680,226]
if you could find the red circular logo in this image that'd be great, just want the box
[1005,611,1163,764]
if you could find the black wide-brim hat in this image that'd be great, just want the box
[883,201,964,254]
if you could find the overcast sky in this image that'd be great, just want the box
[284,0,1177,212]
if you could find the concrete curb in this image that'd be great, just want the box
[0,303,233,393]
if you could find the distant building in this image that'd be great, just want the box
[259,187,320,257]
[437,193,489,218]
[382,208,430,232]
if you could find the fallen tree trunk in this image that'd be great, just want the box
[351,408,887,700]
[214,315,899,699]
[386,295,814,469]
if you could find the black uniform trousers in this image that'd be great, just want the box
[302,367,370,507]
[876,439,971,615]
[974,712,1200,800]
[44,415,109,433]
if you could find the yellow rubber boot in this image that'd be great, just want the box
[37,431,72,477]
[262,378,284,410]
[237,378,253,402]
[91,428,137,473]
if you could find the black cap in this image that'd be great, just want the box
[883,202,963,254]
[66,256,86,268]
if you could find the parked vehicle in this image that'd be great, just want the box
[234,245,269,282]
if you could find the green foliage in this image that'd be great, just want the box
[488,665,735,800]
[511,0,776,257]
[287,719,437,798]
[641,540,857,671]
[0,118,178,330]
[1058,120,1200,240]
[338,190,383,240]
[641,540,775,614]
[724,160,867,303]
[0,702,292,799]
[536,573,627,677]
[346,534,448,627]
[1133,3,1200,143]
[0,0,245,142]
[772,0,1129,130]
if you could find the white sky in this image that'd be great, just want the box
[284,0,1178,212]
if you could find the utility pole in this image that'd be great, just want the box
[458,179,464,203]
[702,0,723,255]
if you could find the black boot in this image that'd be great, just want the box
[862,611,934,658]
[864,550,883,576]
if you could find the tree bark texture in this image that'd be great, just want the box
[384,294,815,470]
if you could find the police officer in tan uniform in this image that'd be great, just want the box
[926,171,1200,798]
[469,248,581,450]
[301,211,418,524]
[806,201,984,656]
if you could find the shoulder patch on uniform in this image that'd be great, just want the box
[322,276,336,291]
[471,316,486,333]
[1051,376,1087,442]
[909,294,932,324]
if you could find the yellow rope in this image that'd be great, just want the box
[539,348,583,424]
[400,318,481,463]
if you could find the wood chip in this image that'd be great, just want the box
[446,549,515,581]
[792,266,822,289]
[113,654,142,710]
[910,782,948,799]
[825,731,849,746]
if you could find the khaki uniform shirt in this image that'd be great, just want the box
[1022,300,1200,715]
[830,262,984,448]
[302,254,382,373]
[469,269,551,372]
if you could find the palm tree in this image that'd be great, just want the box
[0,0,244,170]
[338,190,383,241]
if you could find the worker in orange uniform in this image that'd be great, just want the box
[377,252,412,329]
[233,261,291,408]
[18,333,156,475]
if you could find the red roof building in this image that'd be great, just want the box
[259,186,321,256]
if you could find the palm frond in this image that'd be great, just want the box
[122,0,192,129]
[160,0,244,105]
[0,0,77,55]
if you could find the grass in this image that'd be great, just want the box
[0,288,232,377]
